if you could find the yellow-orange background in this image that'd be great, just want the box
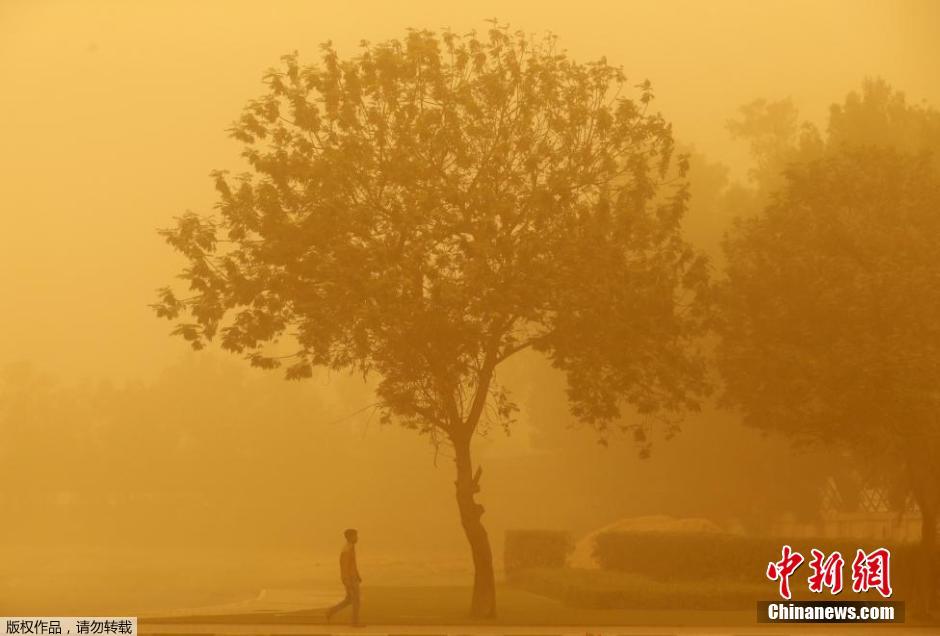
[1,0,938,615]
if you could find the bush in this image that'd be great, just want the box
[510,567,766,610]
[504,533,938,612]
[504,530,573,574]
[593,531,762,581]
[592,531,937,600]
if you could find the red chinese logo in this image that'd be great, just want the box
[851,548,893,598]
[766,544,805,600]
[766,546,892,599]
[807,548,845,594]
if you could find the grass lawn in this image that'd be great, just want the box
[508,568,769,612]
[147,583,753,627]
[142,568,938,627]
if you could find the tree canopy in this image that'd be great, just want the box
[719,147,940,450]
[718,78,940,614]
[717,84,940,612]
[153,25,710,441]
[719,80,940,467]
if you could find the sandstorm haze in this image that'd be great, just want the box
[1,0,938,617]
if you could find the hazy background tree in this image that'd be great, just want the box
[718,80,940,614]
[828,79,940,156]
[152,24,710,617]
[726,97,824,197]
[505,352,839,534]
[725,78,940,199]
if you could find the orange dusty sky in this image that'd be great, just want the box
[1,0,938,383]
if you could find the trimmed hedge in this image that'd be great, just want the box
[594,531,763,581]
[592,531,938,598]
[510,567,766,610]
[505,530,573,574]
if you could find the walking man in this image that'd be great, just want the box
[326,528,362,626]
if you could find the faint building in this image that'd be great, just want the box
[773,476,924,542]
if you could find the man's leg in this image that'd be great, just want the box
[326,585,353,621]
[350,582,361,625]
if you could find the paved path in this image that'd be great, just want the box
[138,588,334,619]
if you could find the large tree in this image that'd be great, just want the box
[153,24,709,617]
[718,147,940,610]
[719,80,940,612]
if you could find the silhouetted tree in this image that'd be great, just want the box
[152,24,709,617]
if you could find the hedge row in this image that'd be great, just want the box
[504,530,573,573]
[592,531,938,595]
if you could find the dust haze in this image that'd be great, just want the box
[1,0,938,619]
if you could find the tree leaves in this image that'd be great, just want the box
[718,145,940,462]
[154,23,709,442]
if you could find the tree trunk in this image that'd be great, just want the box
[908,477,938,619]
[453,435,496,618]
[919,500,937,618]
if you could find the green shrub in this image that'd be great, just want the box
[504,530,573,574]
[509,537,938,610]
[593,531,763,581]
[592,531,937,599]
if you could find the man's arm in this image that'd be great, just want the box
[352,548,362,582]
[340,548,353,582]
